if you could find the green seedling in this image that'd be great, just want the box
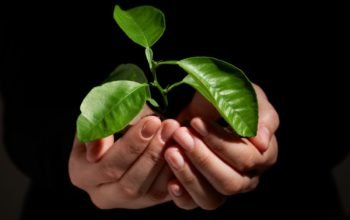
[77,5,258,142]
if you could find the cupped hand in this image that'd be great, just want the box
[165,84,280,210]
[69,108,183,209]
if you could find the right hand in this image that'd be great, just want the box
[69,113,180,209]
[165,85,279,210]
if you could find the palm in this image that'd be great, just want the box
[177,92,219,123]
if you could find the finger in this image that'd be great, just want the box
[189,119,265,173]
[147,165,173,202]
[165,146,225,210]
[258,135,278,172]
[119,119,180,196]
[91,166,171,210]
[98,116,161,182]
[249,84,280,152]
[168,179,198,210]
[69,135,90,189]
[69,136,118,188]
[85,135,114,162]
[173,127,260,195]
[70,135,87,160]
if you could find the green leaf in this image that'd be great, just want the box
[147,97,160,108]
[104,63,148,84]
[103,63,151,98]
[178,57,258,137]
[77,80,148,142]
[114,5,165,48]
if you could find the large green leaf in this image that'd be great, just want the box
[77,80,148,142]
[113,5,165,48]
[178,57,258,137]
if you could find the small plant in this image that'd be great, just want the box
[76,4,258,142]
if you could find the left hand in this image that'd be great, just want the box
[164,84,280,210]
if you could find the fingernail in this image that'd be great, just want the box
[191,118,208,137]
[170,184,183,197]
[260,126,271,150]
[160,123,172,143]
[176,130,194,152]
[166,150,185,170]
[141,120,158,138]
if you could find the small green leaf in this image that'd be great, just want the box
[179,57,258,137]
[114,5,165,48]
[147,98,160,108]
[103,63,151,98]
[104,63,148,84]
[77,80,148,142]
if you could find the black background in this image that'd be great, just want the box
[1,0,349,219]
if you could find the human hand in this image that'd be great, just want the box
[69,106,183,209]
[164,84,279,210]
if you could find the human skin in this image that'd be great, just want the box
[165,85,279,209]
[68,84,279,210]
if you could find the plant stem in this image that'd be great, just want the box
[150,65,168,108]
[150,61,158,82]
[147,54,180,110]
[157,60,178,66]
[165,80,184,93]
[151,81,168,108]
[146,49,168,109]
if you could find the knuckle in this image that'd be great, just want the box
[69,175,83,189]
[101,162,123,180]
[273,110,280,128]
[118,136,147,156]
[193,150,211,168]
[265,154,278,169]
[268,151,278,167]
[263,104,280,130]
[120,184,144,199]
[68,164,86,189]
[262,137,278,168]
[89,192,111,210]
[145,149,164,164]
[271,115,280,132]
[238,153,258,172]
[127,142,146,155]
[220,179,244,195]
[70,174,85,189]
[247,178,260,191]
[200,197,226,210]
[241,178,260,193]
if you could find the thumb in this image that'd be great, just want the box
[249,84,280,152]
[85,135,114,163]
[249,125,272,152]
